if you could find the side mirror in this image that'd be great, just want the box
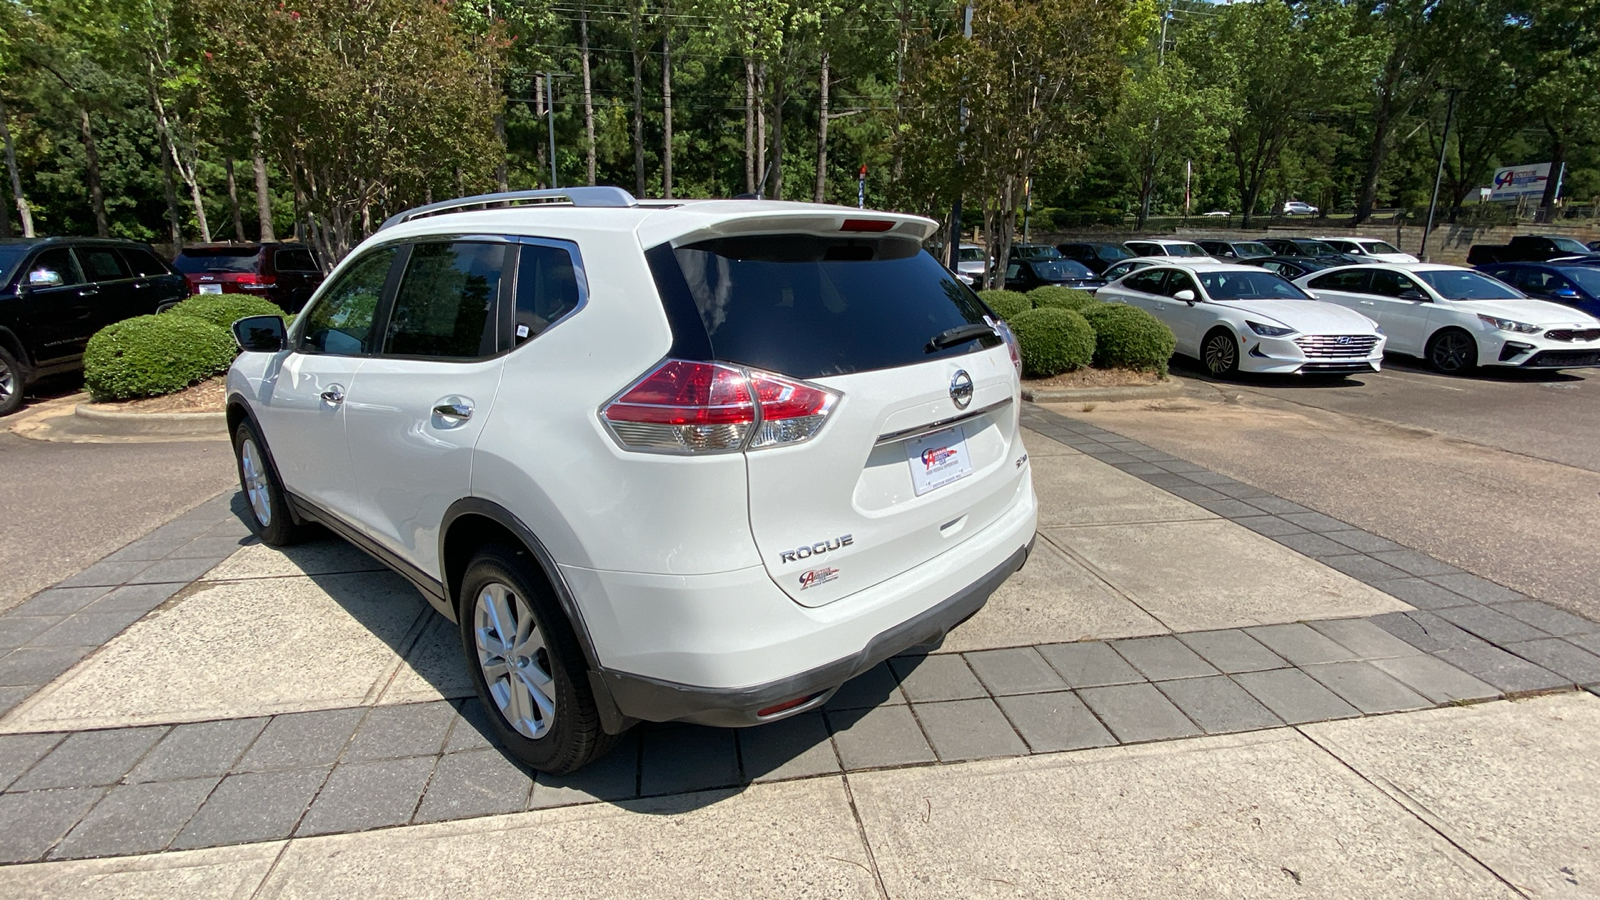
[26,269,64,289]
[1174,289,1197,304]
[233,315,287,353]
[1554,287,1580,300]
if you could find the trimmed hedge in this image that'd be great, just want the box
[83,314,239,400]
[165,294,287,331]
[1026,286,1099,313]
[977,289,1031,321]
[1008,307,1095,377]
[1079,303,1177,376]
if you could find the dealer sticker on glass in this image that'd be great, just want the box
[906,426,973,496]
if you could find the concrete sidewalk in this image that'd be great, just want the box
[1,404,1597,896]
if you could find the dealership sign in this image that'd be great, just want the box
[1485,163,1557,200]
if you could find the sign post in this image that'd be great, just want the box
[858,165,867,209]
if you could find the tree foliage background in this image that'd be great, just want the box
[0,0,1596,266]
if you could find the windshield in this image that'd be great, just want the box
[958,247,986,262]
[1362,240,1402,255]
[173,248,262,274]
[1550,237,1590,254]
[1014,245,1062,260]
[1198,270,1311,301]
[1097,245,1135,261]
[0,246,26,283]
[1414,270,1523,301]
[1294,240,1342,256]
[1163,243,1209,257]
[1034,260,1096,280]
[1558,268,1600,293]
[1234,242,1273,259]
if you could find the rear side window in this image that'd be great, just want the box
[513,243,581,345]
[1124,270,1168,294]
[301,246,398,355]
[118,248,170,277]
[649,235,998,379]
[274,248,319,272]
[76,248,131,282]
[383,241,504,359]
[1309,269,1371,292]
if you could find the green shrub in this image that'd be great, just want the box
[978,289,1032,321]
[1026,286,1099,313]
[166,294,287,331]
[83,314,239,400]
[1080,303,1177,375]
[1008,307,1095,377]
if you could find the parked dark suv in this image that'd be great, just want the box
[172,242,325,312]
[0,237,187,415]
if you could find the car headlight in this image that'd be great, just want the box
[1476,314,1541,334]
[1247,320,1297,337]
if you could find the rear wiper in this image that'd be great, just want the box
[926,322,997,352]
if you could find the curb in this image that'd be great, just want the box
[72,402,228,437]
[1022,375,1189,403]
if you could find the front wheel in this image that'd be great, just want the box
[1202,329,1241,378]
[458,545,618,774]
[1426,328,1478,374]
[231,420,309,546]
[0,345,23,417]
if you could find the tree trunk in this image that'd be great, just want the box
[1538,127,1565,221]
[534,74,548,188]
[494,113,509,192]
[252,121,274,242]
[158,127,182,247]
[770,79,784,200]
[148,72,210,243]
[755,64,767,196]
[580,11,597,186]
[1,94,34,238]
[815,50,829,203]
[662,27,673,199]
[744,58,756,193]
[892,1,907,182]
[225,157,244,240]
[79,109,109,237]
[630,0,646,197]
[1352,121,1393,226]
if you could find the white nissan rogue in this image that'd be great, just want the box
[225,187,1038,773]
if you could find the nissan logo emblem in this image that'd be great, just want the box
[950,370,974,410]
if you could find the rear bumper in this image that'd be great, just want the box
[595,539,1031,728]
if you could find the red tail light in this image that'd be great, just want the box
[839,218,894,233]
[996,320,1023,375]
[602,360,840,454]
[232,273,275,288]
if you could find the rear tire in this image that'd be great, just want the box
[0,345,23,418]
[458,545,618,774]
[231,420,309,546]
[1202,328,1240,378]
[1426,328,1478,374]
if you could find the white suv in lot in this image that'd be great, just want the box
[225,187,1038,772]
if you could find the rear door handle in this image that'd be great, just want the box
[321,386,345,405]
[432,400,473,421]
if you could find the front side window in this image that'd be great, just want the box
[1370,269,1425,298]
[27,248,82,288]
[76,248,131,283]
[1097,245,1134,262]
[383,241,505,359]
[1235,242,1273,259]
[513,243,582,345]
[300,246,398,355]
[1309,269,1371,292]
[1124,269,1168,294]
[1162,271,1200,298]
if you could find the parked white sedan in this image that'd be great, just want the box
[1098,263,1386,377]
[1294,263,1600,373]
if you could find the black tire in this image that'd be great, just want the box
[1202,328,1240,378]
[458,545,618,774]
[1426,328,1478,374]
[231,419,309,546]
[0,345,23,418]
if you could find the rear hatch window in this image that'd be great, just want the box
[173,247,263,274]
[648,234,1000,378]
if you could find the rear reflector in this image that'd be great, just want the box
[839,218,894,233]
[757,693,821,718]
[602,360,839,454]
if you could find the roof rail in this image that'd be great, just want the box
[378,186,638,232]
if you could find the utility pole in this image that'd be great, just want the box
[1419,87,1459,262]
[946,0,974,273]
[1157,0,1171,66]
[546,73,559,189]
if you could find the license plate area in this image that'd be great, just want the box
[906,426,973,496]
[198,283,223,294]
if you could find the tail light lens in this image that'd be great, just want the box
[232,273,276,288]
[995,319,1022,376]
[601,360,840,454]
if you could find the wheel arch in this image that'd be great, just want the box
[0,326,33,374]
[226,394,308,529]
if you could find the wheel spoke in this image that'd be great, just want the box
[472,579,556,740]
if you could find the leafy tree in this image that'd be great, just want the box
[1106,59,1232,229]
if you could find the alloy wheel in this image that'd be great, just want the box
[473,582,557,739]
[1204,334,1236,375]
[1431,332,1474,372]
[0,357,13,407]
[239,437,272,526]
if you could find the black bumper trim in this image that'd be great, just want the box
[596,540,1032,728]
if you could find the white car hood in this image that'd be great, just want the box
[1212,297,1376,334]
[1456,297,1600,327]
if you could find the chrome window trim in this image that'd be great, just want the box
[875,397,1012,446]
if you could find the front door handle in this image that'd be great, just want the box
[432,400,473,421]
[321,385,345,405]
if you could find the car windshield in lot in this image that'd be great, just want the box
[1234,242,1274,258]
[1360,240,1403,254]
[1013,245,1061,260]
[958,246,986,262]
[0,245,25,282]
[1560,268,1600,293]
[1096,245,1135,261]
[1198,270,1311,301]
[1163,244,1209,257]
[1549,237,1591,255]
[1415,270,1524,301]
[172,248,260,273]
[1034,260,1096,280]
[1293,240,1342,256]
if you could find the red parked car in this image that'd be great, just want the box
[171,243,325,312]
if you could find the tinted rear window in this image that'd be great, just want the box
[650,235,999,378]
[173,248,261,273]
[118,248,170,277]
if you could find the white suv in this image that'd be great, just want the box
[225,187,1038,772]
